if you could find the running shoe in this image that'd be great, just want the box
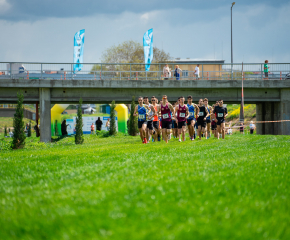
[179,139,181,142]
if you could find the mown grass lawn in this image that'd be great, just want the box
[0,134,289,240]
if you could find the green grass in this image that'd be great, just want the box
[0,134,289,240]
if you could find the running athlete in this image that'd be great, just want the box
[150,96,160,142]
[172,102,178,138]
[196,98,209,140]
[133,96,151,144]
[204,98,212,138]
[144,96,154,142]
[211,104,217,138]
[157,95,175,143]
[175,96,189,142]
[213,99,228,139]
[187,95,199,141]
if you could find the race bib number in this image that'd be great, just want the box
[218,113,223,117]
[139,114,145,119]
[163,113,169,119]
[179,112,185,118]
[189,112,194,116]
[199,112,204,117]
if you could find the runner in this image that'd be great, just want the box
[175,96,189,142]
[204,98,212,139]
[172,102,178,138]
[133,96,151,144]
[196,98,209,140]
[187,95,199,141]
[155,97,162,141]
[157,95,175,143]
[211,104,217,138]
[144,96,154,142]
[213,99,228,139]
[150,96,160,142]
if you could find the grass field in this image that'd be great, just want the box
[0,134,289,240]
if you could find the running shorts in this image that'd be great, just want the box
[147,121,153,130]
[162,120,172,129]
[206,119,211,124]
[178,121,187,129]
[138,120,147,129]
[197,120,206,128]
[217,119,225,125]
[187,118,196,125]
[153,121,159,130]
[211,122,217,130]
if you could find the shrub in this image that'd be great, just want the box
[11,92,26,149]
[4,126,7,137]
[75,98,84,144]
[128,96,138,136]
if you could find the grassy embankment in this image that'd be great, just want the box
[0,133,289,239]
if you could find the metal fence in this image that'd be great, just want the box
[0,62,289,81]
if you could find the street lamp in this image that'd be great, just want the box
[231,2,235,79]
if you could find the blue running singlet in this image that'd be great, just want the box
[187,103,195,119]
[138,105,147,121]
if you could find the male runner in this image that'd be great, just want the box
[175,96,189,142]
[196,98,209,140]
[144,96,154,142]
[150,96,160,142]
[213,99,228,139]
[133,96,150,143]
[157,95,175,143]
[172,102,178,138]
[204,98,212,138]
[211,104,217,138]
[187,95,199,141]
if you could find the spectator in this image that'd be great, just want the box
[90,123,95,134]
[95,117,103,131]
[239,122,244,134]
[105,118,110,131]
[249,121,255,134]
[61,120,69,136]
[194,64,200,80]
[174,65,182,80]
[228,127,233,135]
[264,60,269,80]
[25,123,29,133]
[163,64,170,80]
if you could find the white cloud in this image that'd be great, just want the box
[0,0,11,13]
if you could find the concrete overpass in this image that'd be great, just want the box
[0,79,290,141]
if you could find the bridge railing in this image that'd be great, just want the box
[0,62,289,81]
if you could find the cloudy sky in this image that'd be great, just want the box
[0,0,289,63]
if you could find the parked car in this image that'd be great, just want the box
[285,73,290,80]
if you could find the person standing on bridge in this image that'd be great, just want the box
[264,60,269,80]
[194,64,200,80]
[174,65,182,80]
[163,64,170,80]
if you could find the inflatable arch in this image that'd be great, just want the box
[51,104,128,136]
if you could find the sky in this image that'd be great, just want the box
[0,0,290,63]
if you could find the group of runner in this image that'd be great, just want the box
[133,95,228,144]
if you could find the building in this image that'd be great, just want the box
[167,58,225,80]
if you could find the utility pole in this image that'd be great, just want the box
[231,2,235,79]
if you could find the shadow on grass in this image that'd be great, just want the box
[51,134,75,143]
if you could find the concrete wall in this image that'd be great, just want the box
[0,108,36,120]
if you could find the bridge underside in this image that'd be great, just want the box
[0,79,289,141]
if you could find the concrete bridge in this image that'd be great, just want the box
[1,78,290,141]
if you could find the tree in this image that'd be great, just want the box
[11,92,26,149]
[91,40,171,79]
[75,98,84,144]
[128,96,138,136]
[27,122,31,137]
[109,101,117,136]
[4,126,7,137]
[55,120,59,136]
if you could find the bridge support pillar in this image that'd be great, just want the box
[279,89,290,135]
[39,88,51,142]
[256,103,264,135]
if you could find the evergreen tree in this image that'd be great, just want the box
[11,92,26,149]
[75,98,84,144]
[4,126,7,137]
[109,101,117,136]
[55,120,58,136]
[128,96,138,136]
[27,122,31,137]
[8,128,11,133]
